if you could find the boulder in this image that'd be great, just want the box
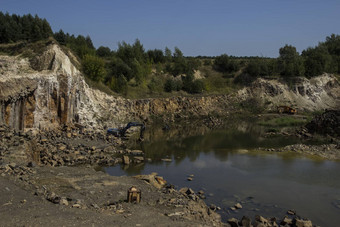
[123,155,130,165]
[240,216,252,227]
[234,202,242,209]
[133,174,166,189]
[227,218,239,227]
[293,218,313,227]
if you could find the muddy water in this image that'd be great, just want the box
[105,121,340,226]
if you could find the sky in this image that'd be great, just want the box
[1,0,340,57]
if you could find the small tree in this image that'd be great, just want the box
[82,54,106,82]
[96,46,112,57]
[213,54,239,73]
[108,75,128,94]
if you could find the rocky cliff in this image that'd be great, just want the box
[0,42,339,131]
[238,74,340,112]
[0,43,232,130]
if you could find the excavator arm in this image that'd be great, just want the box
[107,122,145,139]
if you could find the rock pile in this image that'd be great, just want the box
[305,109,340,138]
[0,123,133,168]
[226,215,313,227]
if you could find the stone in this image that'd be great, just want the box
[155,176,167,186]
[294,218,313,227]
[255,215,268,225]
[161,158,172,162]
[130,150,143,155]
[287,209,296,215]
[179,187,189,195]
[59,145,66,151]
[197,190,205,195]
[134,156,144,162]
[59,198,69,206]
[72,204,81,208]
[66,133,72,138]
[166,212,185,217]
[240,216,251,227]
[123,156,130,165]
[280,216,292,225]
[185,188,195,195]
[187,177,193,181]
[209,204,217,211]
[227,217,239,227]
[133,174,165,189]
[234,202,242,209]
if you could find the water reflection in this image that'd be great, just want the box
[129,119,301,166]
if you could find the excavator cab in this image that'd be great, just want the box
[277,106,297,114]
[107,122,145,140]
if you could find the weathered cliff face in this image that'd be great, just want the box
[238,74,340,112]
[0,43,232,130]
[0,44,86,130]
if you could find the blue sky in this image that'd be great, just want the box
[1,0,339,57]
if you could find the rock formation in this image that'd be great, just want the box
[238,74,340,112]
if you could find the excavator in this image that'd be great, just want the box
[107,122,145,140]
[277,106,297,114]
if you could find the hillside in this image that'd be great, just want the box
[0,40,339,132]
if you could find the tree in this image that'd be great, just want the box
[164,47,172,62]
[147,49,165,63]
[0,12,52,43]
[213,54,239,73]
[108,75,128,94]
[54,29,67,45]
[82,54,106,82]
[96,46,112,57]
[278,45,304,77]
[108,56,132,80]
[302,46,333,78]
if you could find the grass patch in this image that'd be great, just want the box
[258,116,309,127]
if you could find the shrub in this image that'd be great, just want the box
[82,54,106,82]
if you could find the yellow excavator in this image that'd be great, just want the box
[277,106,297,114]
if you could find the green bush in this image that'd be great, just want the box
[108,75,128,94]
[213,54,239,73]
[164,78,182,92]
[82,54,106,82]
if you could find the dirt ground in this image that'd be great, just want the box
[0,165,222,227]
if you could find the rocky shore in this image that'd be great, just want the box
[1,124,318,227]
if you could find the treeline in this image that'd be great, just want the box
[212,34,340,85]
[1,13,339,96]
[0,12,52,43]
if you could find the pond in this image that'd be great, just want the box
[105,120,340,226]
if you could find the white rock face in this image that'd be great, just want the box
[238,74,340,112]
